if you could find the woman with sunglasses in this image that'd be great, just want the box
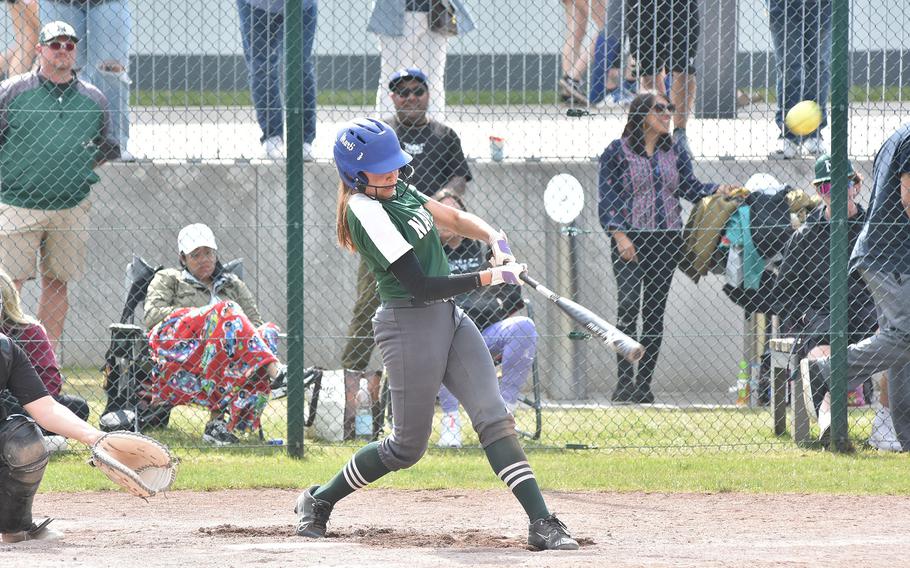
[772,156,899,450]
[294,118,578,551]
[143,223,286,446]
[598,92,734,404]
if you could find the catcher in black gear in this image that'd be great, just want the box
[0,320,176,544]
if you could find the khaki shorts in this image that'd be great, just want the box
[0,199,92,282]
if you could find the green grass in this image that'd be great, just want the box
[131,87,909,108]
[57,366,906,495]
[42,447,909,494]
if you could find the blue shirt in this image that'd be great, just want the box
[851,122,910,274]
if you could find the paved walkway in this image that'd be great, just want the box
[127,102,908,162]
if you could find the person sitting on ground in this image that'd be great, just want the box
[0,267,89,425]
[434,191,538,448]
[143,223,285,446]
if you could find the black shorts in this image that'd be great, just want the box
[625,0,700,76]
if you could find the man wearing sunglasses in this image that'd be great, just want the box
[0,20,119,350]
[338,67,472,440]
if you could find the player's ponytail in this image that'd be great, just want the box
[336,181,357,252]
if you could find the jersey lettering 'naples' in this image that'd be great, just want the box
[347,181,449,301]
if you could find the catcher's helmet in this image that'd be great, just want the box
[333,118,411,189]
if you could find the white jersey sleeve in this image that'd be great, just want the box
[348,193,413,267]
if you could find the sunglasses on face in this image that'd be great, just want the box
[45,41,76,52]
[652,103,677,113]
[393,86,427,98]
[816,179,856,195]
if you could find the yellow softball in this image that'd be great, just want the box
[785,100,823,136]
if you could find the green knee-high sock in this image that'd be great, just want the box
[484,436,550,521]
[313,441,391,504]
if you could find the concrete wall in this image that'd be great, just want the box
[30,157,870,401]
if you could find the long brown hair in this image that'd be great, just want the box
[336,181,357,252]
[622,92,673,156]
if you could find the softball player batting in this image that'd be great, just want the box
[294,118,578,550]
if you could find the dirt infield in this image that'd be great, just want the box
[6,489,910,567]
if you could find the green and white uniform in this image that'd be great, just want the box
[346,181,518,470]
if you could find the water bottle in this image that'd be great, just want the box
[735,360,750,406]
[354,378,372,438]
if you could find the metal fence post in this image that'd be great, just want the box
[828,0,850,452]
[286,0,306,459]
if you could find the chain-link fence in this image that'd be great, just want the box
[0,1,906,455]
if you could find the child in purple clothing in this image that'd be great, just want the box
[0,269,88,421]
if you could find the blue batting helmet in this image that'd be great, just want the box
[333,118,412,188]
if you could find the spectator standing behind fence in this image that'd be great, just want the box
[0,268,89,425]
[802,124,910,449]
[434,190,538,448]
[339,67,471,440]
[625,0,700,155]
[559,0,604,105]
[143,223,287,446]
[772,155,899,451]
[768,0,831,160]
[1,0,39,77]
[598,92,733,404]
[369,0,475,121]
[0,21,119,350]
[41,0,132,160]
[236,0,318,161]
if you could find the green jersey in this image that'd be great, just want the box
[347,182,450,301]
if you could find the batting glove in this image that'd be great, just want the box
[490,262,526,286]
[489,231,515,267]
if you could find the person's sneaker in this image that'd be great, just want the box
[817,391,832,446]
[611,381,636,404]
[203,419,240,446]
[262,136,285,159]
[0,519,64,543]
[769,138,800,160]
[302,142,314,162]
[559,75,589,105]
[437,411,462,448]
[868,407,903,452]
[800,358,828,422]
[802,136,827,156]
[295,485,333,538]
[528,514,579,550]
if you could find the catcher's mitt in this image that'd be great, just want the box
[89,431,178,498]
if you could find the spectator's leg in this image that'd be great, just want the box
[568,0,605,83]
[610,234,645,399]
[84,1,132,154]
[561,0,591,80]
[4,0,39,76]
[438,385,460,414]
[300,0,318,146]
[375,12,448,120]
[768,0,805,141]
[635,232,680,402]
[483,317,538,409]
[667,0,699,131]
[0,204,43,295]
[626,0,660,89]
[341,256,381,439]
[237,0,283,144]
[40,201,91,349]
[800,0,832,135]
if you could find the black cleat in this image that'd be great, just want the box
[294,485,333,538]
[528,514,579,550]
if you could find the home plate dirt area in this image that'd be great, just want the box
[6,489,910,567]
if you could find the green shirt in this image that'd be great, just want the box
[347,182,450,301]
[0,71,119,210]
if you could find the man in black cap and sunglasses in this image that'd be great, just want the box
[337,66,472,440]
[0,20,119,352]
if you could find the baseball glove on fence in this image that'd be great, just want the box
[89,431,178,498]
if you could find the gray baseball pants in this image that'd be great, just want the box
[817,270,910,447]
[372,300,516,471]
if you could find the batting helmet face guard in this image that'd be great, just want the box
[333,118,412,192]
